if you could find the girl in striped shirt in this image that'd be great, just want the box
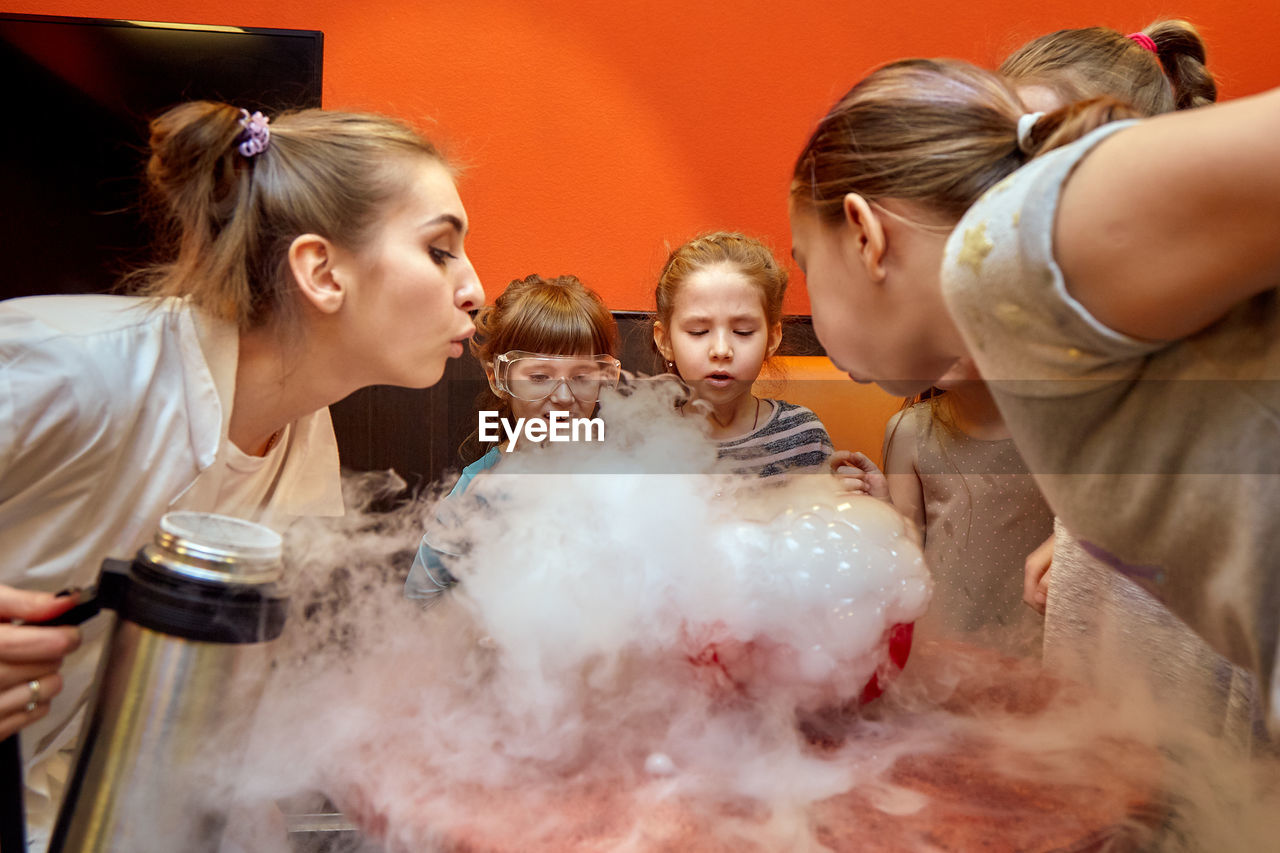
[652,231,885,494]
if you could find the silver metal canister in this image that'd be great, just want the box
[48,511,290,853]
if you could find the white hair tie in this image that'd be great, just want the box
[1016,112,1045,155]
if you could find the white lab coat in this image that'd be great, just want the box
[0,294,344,842]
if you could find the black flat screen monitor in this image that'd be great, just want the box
[0,14,323,299]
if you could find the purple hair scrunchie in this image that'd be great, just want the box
[236,109,271,158]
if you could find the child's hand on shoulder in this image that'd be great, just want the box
[1023,533,1054,615]
[828,451,889,500]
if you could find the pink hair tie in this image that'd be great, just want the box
[1127,32,1158,54]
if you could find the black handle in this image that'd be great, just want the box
[1,581,112,850]
[33,587,103,627]
[1,734,27,853]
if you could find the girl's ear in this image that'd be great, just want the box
[653,321,675,363]
[289,233,346,314]
[842,193,888,283]
[766,320,783,358]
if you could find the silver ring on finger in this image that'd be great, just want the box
[25,678,41,713]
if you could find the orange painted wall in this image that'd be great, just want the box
[8,0,1278,317]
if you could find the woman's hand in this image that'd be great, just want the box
[0,586,81,740]
[829,450,890,500]
[1023,534,1054,615]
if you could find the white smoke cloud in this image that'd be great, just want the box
[176,381,1278,853]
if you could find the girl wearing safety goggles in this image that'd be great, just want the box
[405,273,619,604]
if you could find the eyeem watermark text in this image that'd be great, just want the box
[479,411,605,452]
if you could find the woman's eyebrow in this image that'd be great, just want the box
[421,213,467,236]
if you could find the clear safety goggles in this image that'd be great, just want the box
[489,351,622,402]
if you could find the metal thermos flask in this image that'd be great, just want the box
[47,511,289,853]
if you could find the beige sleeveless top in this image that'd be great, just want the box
[894,402,1051,651]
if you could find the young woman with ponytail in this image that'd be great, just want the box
[0,101,484,845]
